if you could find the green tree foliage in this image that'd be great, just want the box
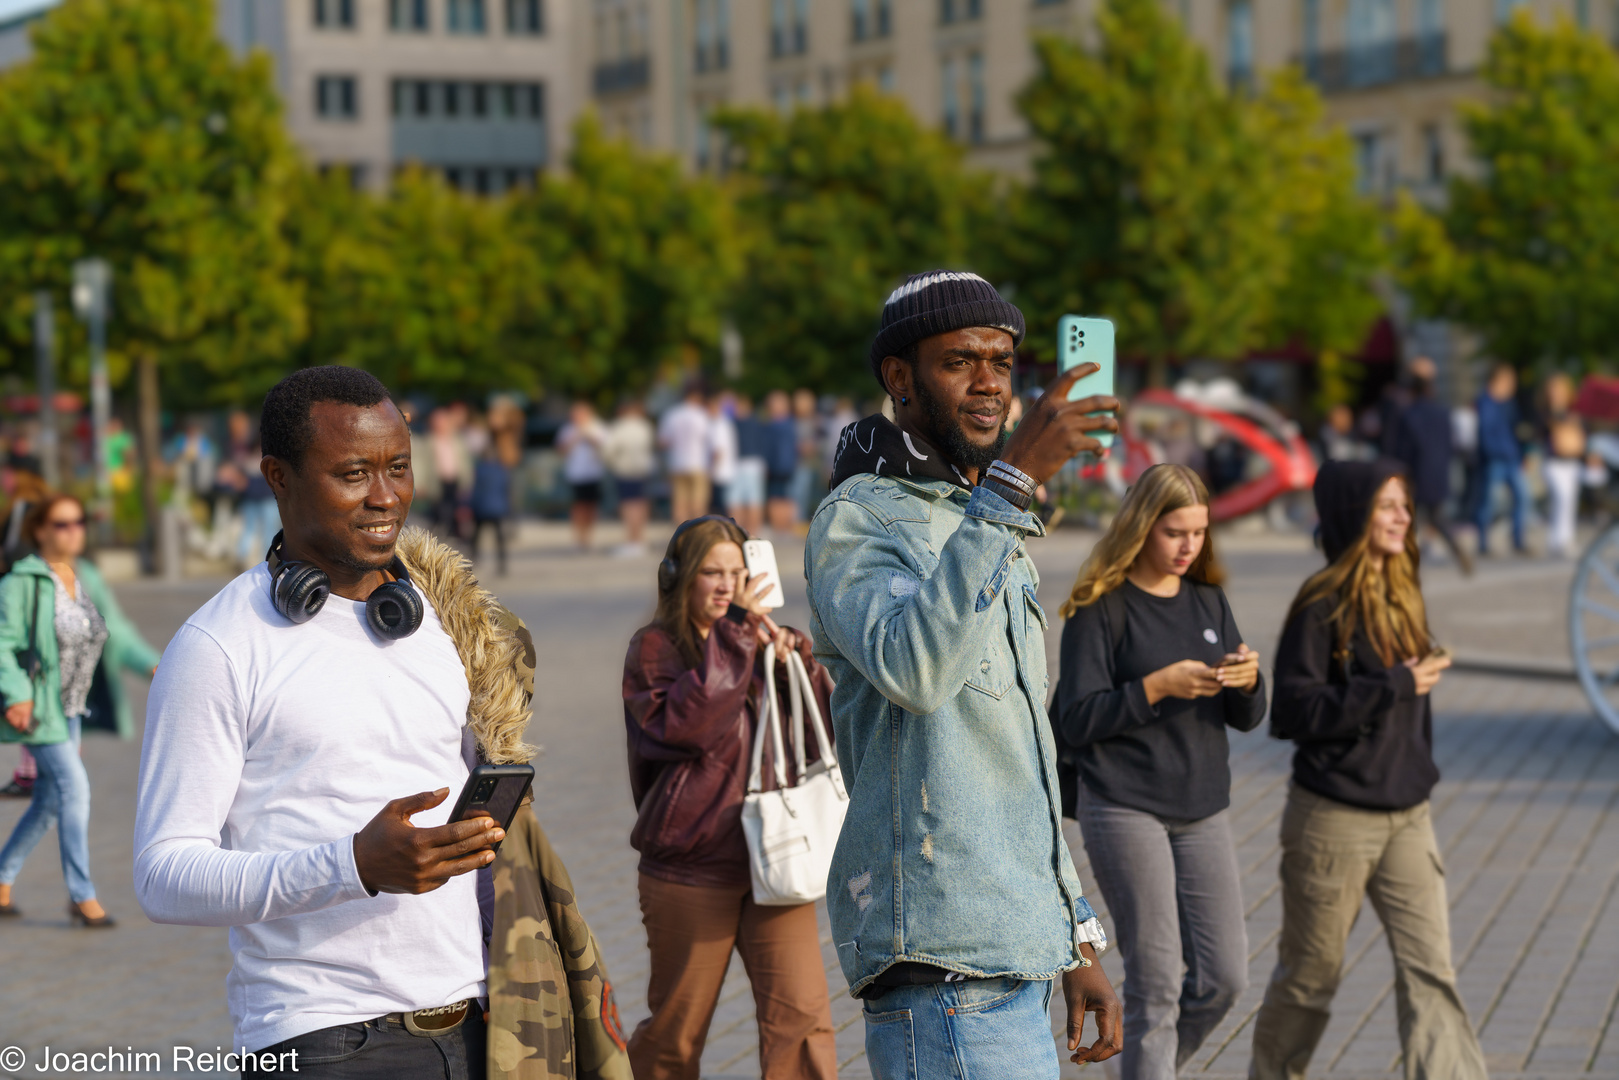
[505,117,741,402]
[287,167,536,397]
[714,88,988,395]
[999,0,1384,386]
[0,0,301,541]
[1397,13,1619,370]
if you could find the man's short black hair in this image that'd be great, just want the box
[260,365,394,471]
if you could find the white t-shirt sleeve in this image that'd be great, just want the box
[134,624,372,927]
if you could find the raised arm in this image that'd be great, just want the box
[807,485,1039,717]
[134,626,373,926]
[624,609,761,759]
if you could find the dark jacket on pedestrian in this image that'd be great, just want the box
[1055,579,1267,821]
[761,419,798,479]
[1391,398,1452,507]
[622,607,834,889]
[1476,392,1522,465]
[472,456,512,521]
[1271,460,1438,811]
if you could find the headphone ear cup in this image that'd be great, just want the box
[367,580,424,640]
[658,557,679,595]
[274,563,330,624]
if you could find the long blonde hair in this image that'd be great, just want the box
[1286,475,1430,666]
[1060,464,1221,618]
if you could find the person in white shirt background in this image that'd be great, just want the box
[134,366,506,1079]
[604,399,656,556]
[707,392,739,517]
[557,401,608,552]
[658,385,713,526]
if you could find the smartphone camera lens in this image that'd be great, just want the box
[473,778,498,803]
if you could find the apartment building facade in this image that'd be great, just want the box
[0,0,573,193]
[580,0,1592,189]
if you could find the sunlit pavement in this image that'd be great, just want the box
[0,519,1611,1078]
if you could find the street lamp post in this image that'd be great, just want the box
[72,258,112,503]
[32,291,60,489]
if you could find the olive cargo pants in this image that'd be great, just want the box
[1250,785,1487,1080]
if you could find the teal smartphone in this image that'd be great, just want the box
[1058,314,1116,448]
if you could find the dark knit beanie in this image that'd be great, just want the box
[868,271,1026,390]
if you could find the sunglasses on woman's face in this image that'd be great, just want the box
[48,518,86,531]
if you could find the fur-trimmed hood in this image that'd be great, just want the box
[397,526,536,764]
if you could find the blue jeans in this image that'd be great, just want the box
[0,714,94,903]
[1473,458,1528,552]
[239,497,282,564]
[863,977,1059,1080]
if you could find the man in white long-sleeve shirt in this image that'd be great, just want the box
[135,367,505,1078]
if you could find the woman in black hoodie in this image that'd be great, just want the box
[1249,460,1486,1080]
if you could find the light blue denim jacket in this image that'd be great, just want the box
[805,473,1107,996]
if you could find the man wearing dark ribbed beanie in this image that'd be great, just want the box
[805,270,1126,1077]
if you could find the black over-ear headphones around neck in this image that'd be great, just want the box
[265,531,425,639]
[657,515,745,595]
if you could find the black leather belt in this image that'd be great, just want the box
[385,999,473,1037]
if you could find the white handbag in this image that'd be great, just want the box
[740,645,849,906]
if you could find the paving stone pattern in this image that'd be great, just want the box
[0,529,1611,1080]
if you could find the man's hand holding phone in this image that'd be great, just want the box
[997,364,1120,487]
[352,787,504,896]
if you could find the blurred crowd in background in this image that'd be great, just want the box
[0,359,1611,580]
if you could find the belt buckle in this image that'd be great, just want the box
[403,1000,469,1037]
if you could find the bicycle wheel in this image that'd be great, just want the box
[1570,522,1619,734]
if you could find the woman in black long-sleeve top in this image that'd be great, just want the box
[1054,464,1265,1080]
[1249,459,1485,1080]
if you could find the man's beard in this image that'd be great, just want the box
[913,376,1008,475]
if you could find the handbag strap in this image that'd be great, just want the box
[748,643,790,794]
[786,650,836,773]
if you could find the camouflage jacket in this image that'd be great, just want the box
[399,528,631,1080]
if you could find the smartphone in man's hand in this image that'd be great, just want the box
[449,763,534,853]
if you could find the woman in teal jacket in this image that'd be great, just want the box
[0,494,161,926]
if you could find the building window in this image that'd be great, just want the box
[966,0,981,17]
[472,82,489,116]
[771,0,806,54]
[1346,0,1395,85]
[694,0,728,69]
[852,0,870,40]
[1495,0,1526,20]
[941,56,959,138]
[390,0,429,29]
[876,0,890,34]
[878,65,894,91]
[1422,123,1444,183]
[940,0,954,22]
[449,0,488,32]
[1353,130,1394,194]
[1302,0,1320,77]
[314,0,355,27]
[1227,0,1253,88]
[444,81,461,115]
[967,53,984,143]
[507,0,544,32]
[316,75,358,119]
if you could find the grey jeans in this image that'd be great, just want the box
[1072,788,1249,1080]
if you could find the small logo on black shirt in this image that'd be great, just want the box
[1203,628,1218,644]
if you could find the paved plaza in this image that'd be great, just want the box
[0,522,1612,1079]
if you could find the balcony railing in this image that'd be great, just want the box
[593,55,650,95]
[1300,32,1447,93]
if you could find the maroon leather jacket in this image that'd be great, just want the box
[623,605,835,889]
